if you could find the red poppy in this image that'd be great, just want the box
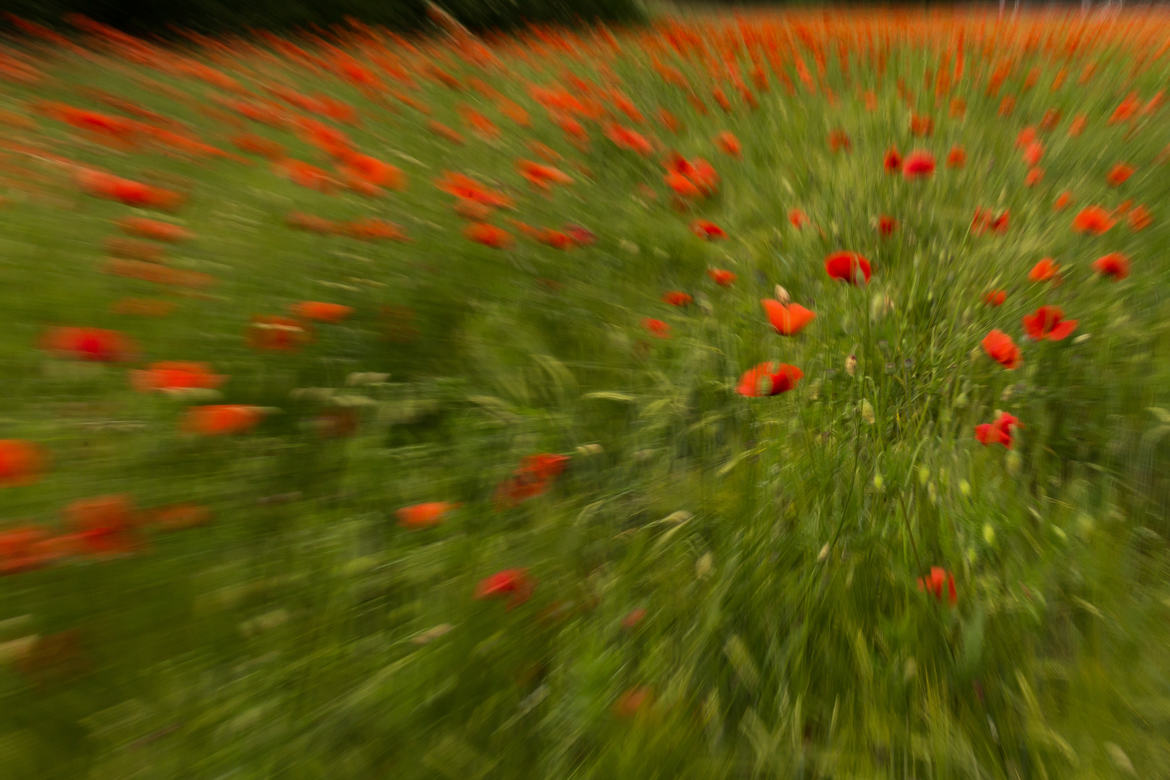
[909,114,933,136]
[622,608,647,629]
[613,686,652,717]
[883,147,902,172]
[736,362,803,397]
[761,299,815,335]
[788,209,809,229]
[495,453,569,508]
[41,327,134,362]
[946,146,966,168]
[917,566,957,606]
[64,495,139,556]
[1022,141,1044,167]
[291,302,353,323]
[1025,168,1044,188]
[1106,163,1135,187]
[249,315,312,351]
[117,217,192,243]
[76,169,183,209]
[345,219,408,242]
[1053,191,1073,211]
[825,251,872,284]
[0,526,59,575]
[877,216,897,236]
[131,362,223,392]
[1022,306,1077,341]
[828,129,851,152]
[435,172,512,209]
[465,223,513,249]
[1128,205,1152,231]
[517,159,572,190]
[708,269,736,287]
[975,411,1021,448]
[715,131,741,157]
[983,289,1007,307]
[902,150,935,178]
[183,404,264,436]
[475,568,533,608]
[396,502,459,529]
[982,330,1022,369]
[0,440,45,487]
[1092,252,1130,280]
[1028,258,1060,283]
[663,291,692,307]
[1072,206,1114,234]
[691,220,726,240]
[641,318,670,339]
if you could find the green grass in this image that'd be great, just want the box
[3,8,1170,777]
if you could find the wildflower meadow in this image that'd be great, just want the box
[2,6,1170,777]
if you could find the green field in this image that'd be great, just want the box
[2,9,1170,777]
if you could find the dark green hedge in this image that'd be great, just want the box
[0,0,642,35]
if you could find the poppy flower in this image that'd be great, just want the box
[1069,115,1087,136]
[946,146,966,168]
[825,251,872,285]
[1028,258,1060,283]
[116,217,192,243]
[64,495,139,556]
[564,225,596,246]
[396,502,458,529]
[183,404,264,436]
[1072,206,1114,235]
[708,269,736,286]
[665,171,700,198]
[902,150,935,178]
[604,123,653,156]
[131,362,223,392]
[917,566,957,606]
[715,131,741,157]
[613,686,652,718]
[662,291,692,307]
[982,330,1022,369]
[1092,252,1130,280]
[622,608,647,629]
[691,220,726,240]
[41,327,134,362]
[1054,191,1073,211]
[1128,205,1151,231]
[983,289,1007,307]
[877,216,897,236]
[789,209,809,229]
[249,315,311,351]
[1106,163,1135,187]
[338,153,406,193]
[1022,306,1077,341]
[761,299,816,335]
[518,159,572,190]
[736,362,803,397]
[291,301,353,323]
[641,318,670,339]
[883,147,902,172]
[828,129,851,152]
[975,411,1021,448]
[436,172,512,209]
[495,453,569,508]
[0,526,58,575]
[909,114,933,136]
[0,440,45,487]
[1025,168,1044,188]
[1022,141,1044,167]
[465,223,513,249]
[286,212,337,234]
[475,568,533,608]
[76,169,183,209]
